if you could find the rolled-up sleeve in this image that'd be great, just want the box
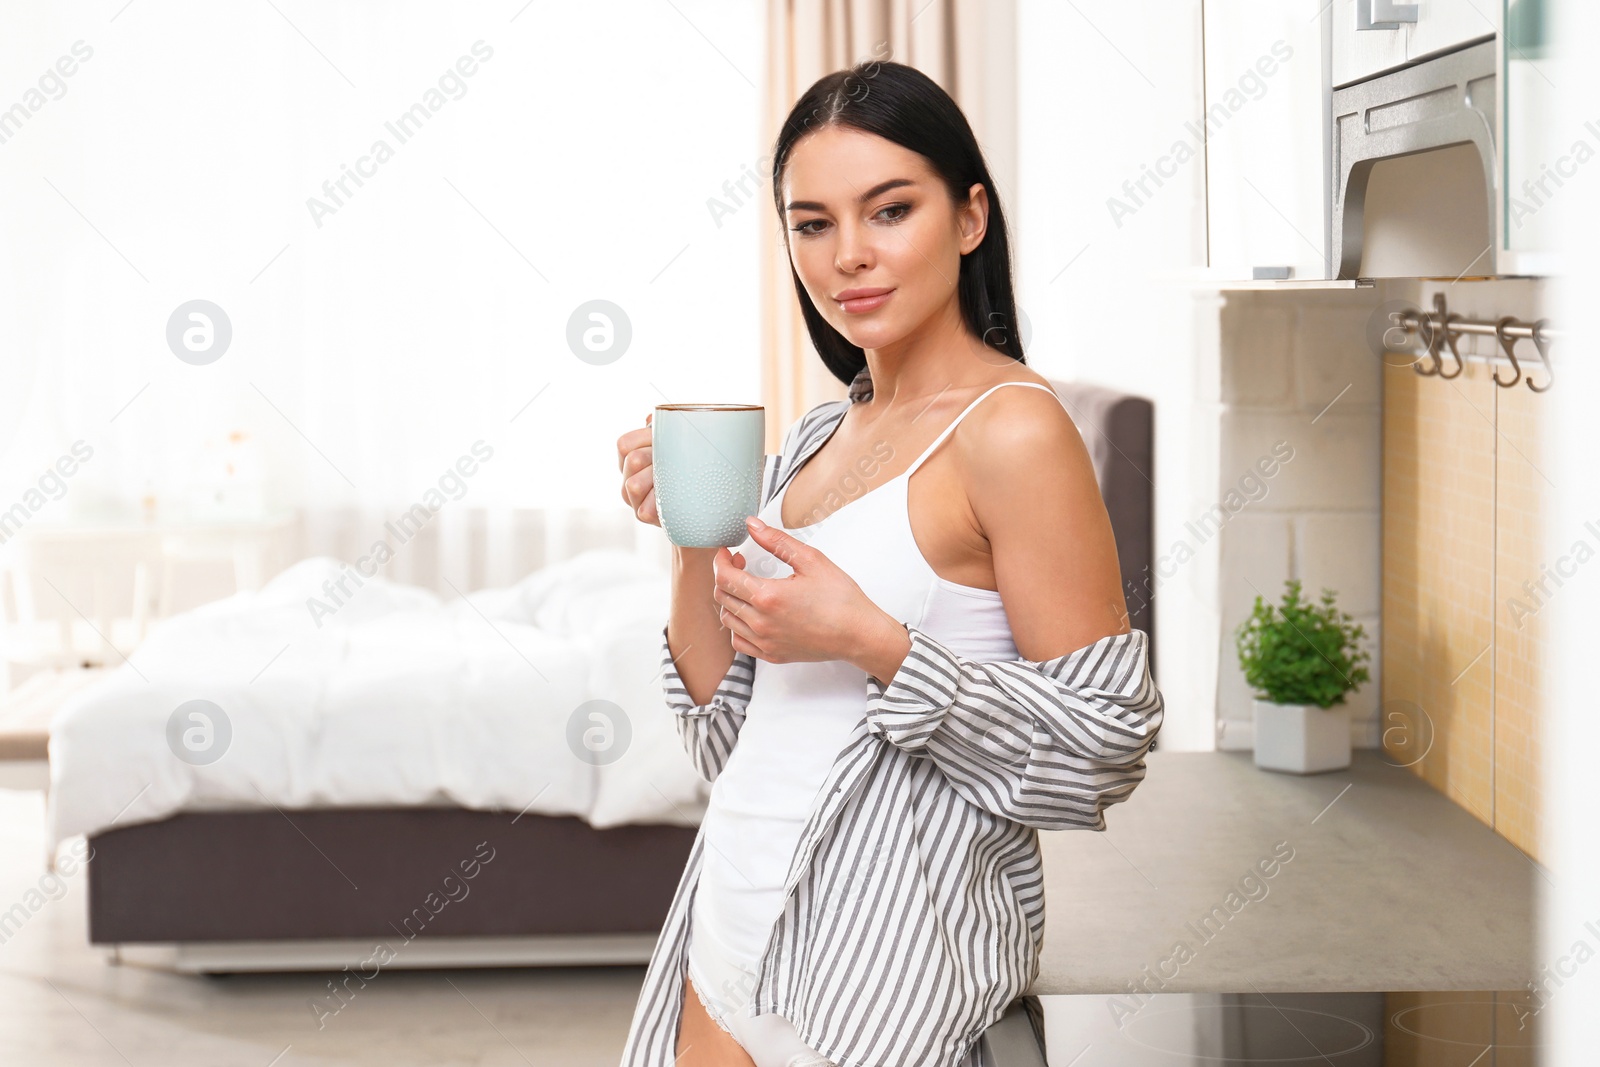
[863,625,1163,830]
[660,623,756,783]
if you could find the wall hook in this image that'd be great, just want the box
[1525,318,1553,393]
[1413,294,1446,377]
[1492,316,1523,388]
[1436,310,1465,379]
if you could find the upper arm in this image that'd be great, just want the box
[961,388,1130,661]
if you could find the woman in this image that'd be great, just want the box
[615,61,1163,1067]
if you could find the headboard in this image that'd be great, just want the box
[1048,379,1156,679]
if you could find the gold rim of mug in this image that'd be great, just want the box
[655,404,763,412]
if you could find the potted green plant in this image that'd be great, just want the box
[1234,579,1371,774]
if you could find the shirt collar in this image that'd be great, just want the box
[847,364,873,404]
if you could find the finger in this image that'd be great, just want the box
[620,441,652,483]
[744,517,811,570]
[620,443,652,479]
[617,426,650,470]
[621,468,659,524]
[715,551,765,606]
[631,484,658,524]
[729,629,762,658]
[622,463,653,508]
[717,597,760,647]
[714,576,755,617]
[710,555,760,634]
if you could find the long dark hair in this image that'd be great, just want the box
[771,60,1025,389]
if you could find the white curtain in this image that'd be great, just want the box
[759,0,1017,437]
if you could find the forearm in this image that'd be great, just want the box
[667,545,737,708]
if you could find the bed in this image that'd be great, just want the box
[51,548,706,972]
[56,377,1154,975]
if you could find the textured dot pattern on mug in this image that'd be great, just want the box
[656,460,759,546]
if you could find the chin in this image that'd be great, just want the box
[832,317,912,351]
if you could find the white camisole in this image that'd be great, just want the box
[685,381,1063,1064]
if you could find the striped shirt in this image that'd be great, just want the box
[621,369,1164,1067]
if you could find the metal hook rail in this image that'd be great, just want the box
[1391,293,1561,392]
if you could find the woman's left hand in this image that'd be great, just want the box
[713,515,901,672]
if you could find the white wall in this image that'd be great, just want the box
[1208,286,1395,751]
[1545,0,1600,1056]
[1015,0,1214,750]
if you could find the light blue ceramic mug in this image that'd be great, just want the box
[653,403,766,548]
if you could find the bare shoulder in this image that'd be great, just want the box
[952,369,1106,531]
[958,368,1087,467]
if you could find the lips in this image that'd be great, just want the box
[834,287,894,314]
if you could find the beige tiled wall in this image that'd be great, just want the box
[1381,359,1497,825]
[1493,383,1547,860]
[1381,288,1549,862]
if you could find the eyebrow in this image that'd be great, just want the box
[785,178,916,213]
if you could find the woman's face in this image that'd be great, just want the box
[780,126,987,353]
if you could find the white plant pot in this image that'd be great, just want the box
[1252,699,1351,774]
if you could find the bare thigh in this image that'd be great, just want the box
[676,974,757,1067]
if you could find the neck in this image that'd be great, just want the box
[861,295,1014,407]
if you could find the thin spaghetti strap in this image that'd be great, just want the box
[903,381,1061,477]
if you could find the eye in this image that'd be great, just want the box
[790,218,828,236]
[873,202,910,223]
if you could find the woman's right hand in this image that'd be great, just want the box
[617,412,661,527]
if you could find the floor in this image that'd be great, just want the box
[4,751,1536,1065]
[0,791,645,1066]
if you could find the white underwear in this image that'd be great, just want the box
[685,933,835,1067]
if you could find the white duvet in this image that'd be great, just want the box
[46,549,707,850]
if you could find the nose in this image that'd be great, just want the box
[833,218,873,274]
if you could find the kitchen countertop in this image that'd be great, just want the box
[1032,750,1539,995]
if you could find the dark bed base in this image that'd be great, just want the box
[87,807,697,946]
